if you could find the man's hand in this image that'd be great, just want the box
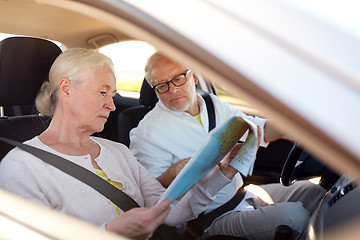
[172,157,191,176]
[219,125,262,179]
[157,158,190,188]
[252,125,262,147]
[219,143,242,179]
[264,120,284,143]
[106,198,172,240]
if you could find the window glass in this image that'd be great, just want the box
[215,85,248,106]
[99,41,156,98]
[0,33,16,41]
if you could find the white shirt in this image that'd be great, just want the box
[0,136,231,227]
[130,94,267,213]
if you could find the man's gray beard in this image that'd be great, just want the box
[168,94,198,113]
[170,102,190,113]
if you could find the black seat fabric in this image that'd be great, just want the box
[0,36,62,115]
[0,37,61,160]
[98,93,140,142]
[117,79,158,146]
[138,78,158,107]
[0,115,51,160]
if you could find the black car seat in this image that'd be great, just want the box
[98,92,140,142]
[0,36,62,160]
[117,78,158,146]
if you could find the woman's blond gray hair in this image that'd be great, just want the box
[35,48,114,116]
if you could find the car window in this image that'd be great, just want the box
[215,84,248,106]
[100,40,253,109]
[98,41,156,99]
[0,33,16,41]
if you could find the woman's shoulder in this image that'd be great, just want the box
[91,136,127,148]
[0,136,49,172]
[91,137,140,170]
[3,136,43,159]
[91,136,135,158]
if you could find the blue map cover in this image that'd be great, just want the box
[159,115,256,203]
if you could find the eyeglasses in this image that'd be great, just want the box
[152,69,191,94]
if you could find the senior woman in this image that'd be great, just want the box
[0,48,242,240]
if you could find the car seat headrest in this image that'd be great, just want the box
[139,78,158,107]
[0,37,62,107]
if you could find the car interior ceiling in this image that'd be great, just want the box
[0,1,126,49]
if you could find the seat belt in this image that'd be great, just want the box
[0,136,140,212]
[186,188,246,237]
[202,92,216,132]
[185,93,246,238]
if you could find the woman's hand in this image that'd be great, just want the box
[106,198,171,240]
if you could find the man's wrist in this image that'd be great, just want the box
[219,162,237,180]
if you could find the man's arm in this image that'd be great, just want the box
[157,141,246,188]
[157,158,190,188]
[263,120,285,143]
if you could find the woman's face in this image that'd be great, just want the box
[68,65,117,134]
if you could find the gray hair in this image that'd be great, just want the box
[144,52,167,86]
[35,48,114,116]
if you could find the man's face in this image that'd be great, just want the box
[150,58,199,115]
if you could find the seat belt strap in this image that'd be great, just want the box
[199,187,246,229]
[202,92,216,132]
[185,93,246,238]
[185,187,247,237]
[0,136,140,212]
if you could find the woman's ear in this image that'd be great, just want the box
[58,78,72,102]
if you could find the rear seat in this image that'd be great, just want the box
[0,36,62,160]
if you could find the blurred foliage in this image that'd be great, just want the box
[216,87,248,106]
[116,80,142,92]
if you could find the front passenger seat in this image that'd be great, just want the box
[0,36,62,160]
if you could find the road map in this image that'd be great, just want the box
[159,115,259,203]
